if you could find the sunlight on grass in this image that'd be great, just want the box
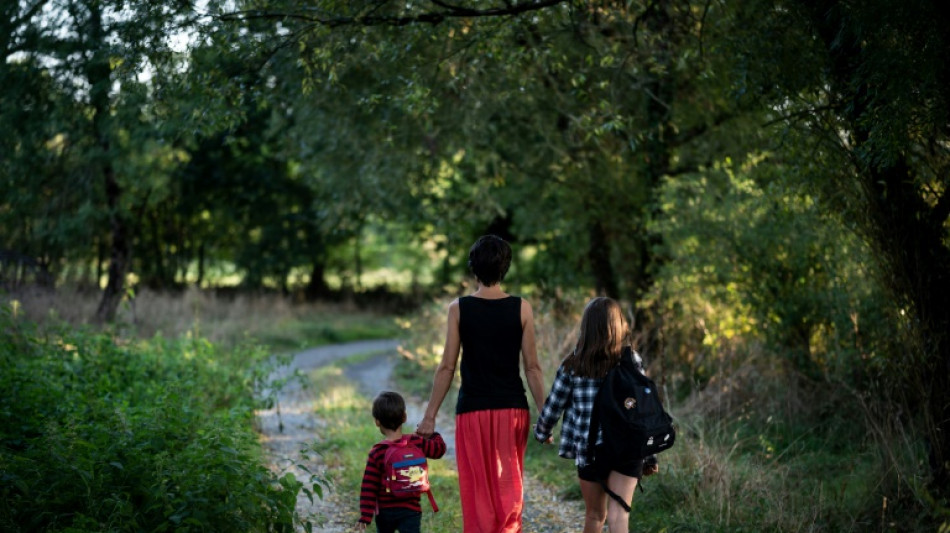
[312,367,366,412]
[3,287,402,351]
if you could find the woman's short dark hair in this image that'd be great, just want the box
[468,235,512,286]
[372,391,406,430]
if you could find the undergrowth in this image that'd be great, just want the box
[0,309,311,532]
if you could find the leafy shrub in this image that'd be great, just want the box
[0,311,304,532]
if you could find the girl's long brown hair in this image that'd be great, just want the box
[563,297,629,378]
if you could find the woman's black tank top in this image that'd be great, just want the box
[455,295,529,414]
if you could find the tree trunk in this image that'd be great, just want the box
[197,241,205,286]
[588,220,619,298]
[863,157,950,492]
[88,5,131,323]
[630,0,675,360]
[800,0,950,494]
[353,224,363,291]
[305,260,331,301]
[95,168,131,323]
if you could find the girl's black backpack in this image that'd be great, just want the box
[588,348,675,468]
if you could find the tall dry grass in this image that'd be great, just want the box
[2,285,374,346]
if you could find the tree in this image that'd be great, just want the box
[229,2,748,299]
[5,0,203,320]
[725,0,950,496]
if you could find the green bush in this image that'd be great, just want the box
[0,312,304,532]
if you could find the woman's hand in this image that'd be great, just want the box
[416,415,436,438]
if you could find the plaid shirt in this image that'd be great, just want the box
[534,349,642,467]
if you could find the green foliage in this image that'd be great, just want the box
[654,154,897,383]
[0,313,306,532]
[0,59,99,278]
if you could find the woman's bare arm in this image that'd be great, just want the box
[416,299,461,438]
[520,298,547,413]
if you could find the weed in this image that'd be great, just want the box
[0,310,309,532]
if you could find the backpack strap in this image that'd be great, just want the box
[426,488,439,512]
[600,481,634,512]
[586,363,608,464]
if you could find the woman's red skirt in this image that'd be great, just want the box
[455,408,529,533]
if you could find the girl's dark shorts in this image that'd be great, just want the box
[577,458,644,482]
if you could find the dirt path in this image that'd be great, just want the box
[257,340,577,532]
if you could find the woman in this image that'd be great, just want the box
[534,297,658,533]
[415,235,547,533]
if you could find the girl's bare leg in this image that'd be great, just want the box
[604,471,638,533]
[579,478,608,533]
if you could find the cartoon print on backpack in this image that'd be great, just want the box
[382,439,437,508]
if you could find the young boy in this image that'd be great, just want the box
[357,391,446,532]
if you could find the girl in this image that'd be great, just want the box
[534,297,658,533]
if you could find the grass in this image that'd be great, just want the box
[254,313,400,353]
[3,286,402,352]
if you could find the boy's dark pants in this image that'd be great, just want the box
[375,507,421,533]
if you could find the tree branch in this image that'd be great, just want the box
[12,0,49,28]
[219,0,568,28]
[760,104,836,128]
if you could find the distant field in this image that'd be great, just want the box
[3,286,404,351]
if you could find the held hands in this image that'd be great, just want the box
[416,415,436,438]
[532,424,554,445]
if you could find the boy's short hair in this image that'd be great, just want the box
[467,235,512,286]
[373,391,406,430]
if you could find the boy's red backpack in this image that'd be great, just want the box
[381,436,438,512]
